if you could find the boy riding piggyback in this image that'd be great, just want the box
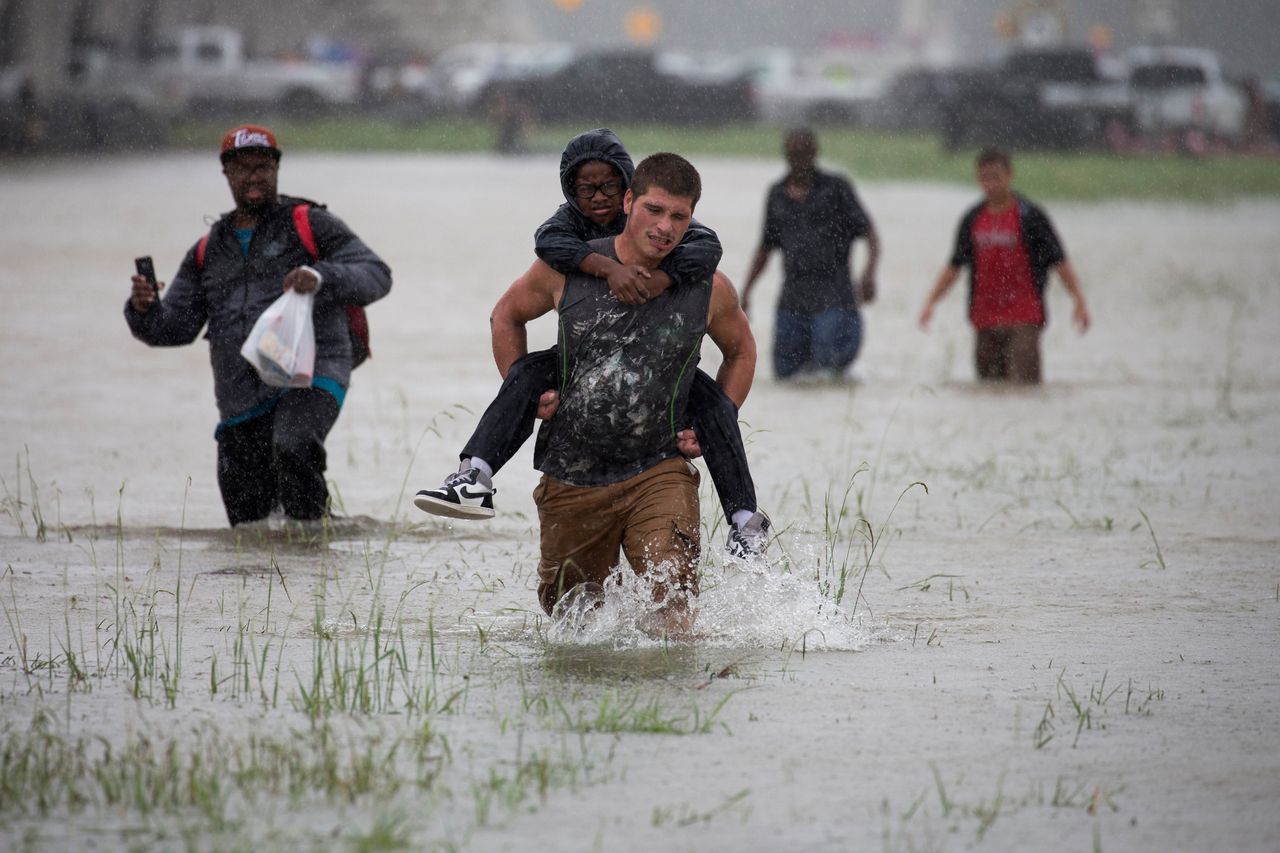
[416,128,770,557]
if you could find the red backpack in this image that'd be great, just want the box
[197,203,371,367]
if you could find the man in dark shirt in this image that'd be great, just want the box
[919,147,1089,384]
[741,127,880,380]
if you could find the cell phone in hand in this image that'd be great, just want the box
[135,256,158,296]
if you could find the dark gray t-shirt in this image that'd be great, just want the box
[537,238,713,487]
[761,170,872,314]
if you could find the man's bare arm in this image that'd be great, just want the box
[705,271,757,408]
[739,246,771,316]
[490,259,564,377]
[919,265,961,330]
[860,229,881,304]
[1053,260,1091,332]
[579,252,671,305]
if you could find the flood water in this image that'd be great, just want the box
[1,153,1278,851]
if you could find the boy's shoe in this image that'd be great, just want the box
[414,468,496,520]
[727,511,771,559]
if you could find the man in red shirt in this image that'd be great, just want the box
[919,147,1089,383]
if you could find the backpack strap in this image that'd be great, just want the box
[293,202,372,364]
[292,203,319,260]
[198,203,371,365]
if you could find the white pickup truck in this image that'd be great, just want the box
[749,49,886,127]
[1126,46,1246,141]
[151,26,364,115]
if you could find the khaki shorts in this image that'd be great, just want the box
[533,456,701,615]
[975,324,1042,384]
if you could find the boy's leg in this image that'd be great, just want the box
[1005,324,1042,384]
[272,388,342,520]
[216,413,278,526]
[974,328,1009,381]
[460,348,559,476]
[687,369,757,523]
[811,307,862,371]
[772,310,814,379]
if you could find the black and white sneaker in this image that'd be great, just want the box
[414,468,496,520]
[727,511,771,558]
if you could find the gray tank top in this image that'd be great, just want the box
[538,237,712,486]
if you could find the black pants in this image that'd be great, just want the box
[461,349,757,523]
[216,388,341,526]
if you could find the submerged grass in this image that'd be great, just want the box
[888,765,1121,850]
[793,466,928,617]
[0,706,444,825]
[1032,668,1165,750]
[0,475,748,847]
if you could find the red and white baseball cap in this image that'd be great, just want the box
[219,124,281,163]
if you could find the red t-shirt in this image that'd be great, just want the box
[970,204,1044,329]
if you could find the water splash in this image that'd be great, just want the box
[547,551,870,651]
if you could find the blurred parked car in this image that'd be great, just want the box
[1,51,173,154]
[431,42,575,114]
[0,64,38,151]
[363,57,441,120]
[480,49,755,126]
[864,66,954,132]
[1266,80,1280,143]
[150,26,364,117]
[750,49,885,126]
[1125,46,1247,142]
[936,46,1131,150]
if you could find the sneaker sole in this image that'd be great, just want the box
[413,494,495,520]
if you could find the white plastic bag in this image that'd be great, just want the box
[240,290,316,388]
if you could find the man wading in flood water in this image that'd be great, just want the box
[124,125,391,526]
[483,153,756,636]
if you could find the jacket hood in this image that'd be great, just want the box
[558,128,634,205]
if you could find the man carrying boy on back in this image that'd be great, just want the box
[919,147,1090,383]
[487,152,755,625]
[414,129,770,556]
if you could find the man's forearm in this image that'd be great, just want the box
[578,252,618,279]
[1056,261,1085,301]
[490,318,529,378]
[740,249,769,308]
[926,266,960,307]
[744,248,769,288]
[715,354,754,409]
[863,231,881,278]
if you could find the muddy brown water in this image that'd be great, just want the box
[1,154,1278,851]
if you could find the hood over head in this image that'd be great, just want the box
[558,128,634,205]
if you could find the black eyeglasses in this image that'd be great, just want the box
[225,161,278,179]
[573,179,624,199]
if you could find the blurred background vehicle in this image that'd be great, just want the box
[362,54,439,121]
[1125,45,1247,143]
[2,0,1277,154]
[751,49,888,128]
[432,41,575,115]
[479,48,756,126]
[150,26,364,119]
[935,45,1132,151]
[863,66,955,132]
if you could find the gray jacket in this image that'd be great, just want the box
[125,194,392,422]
